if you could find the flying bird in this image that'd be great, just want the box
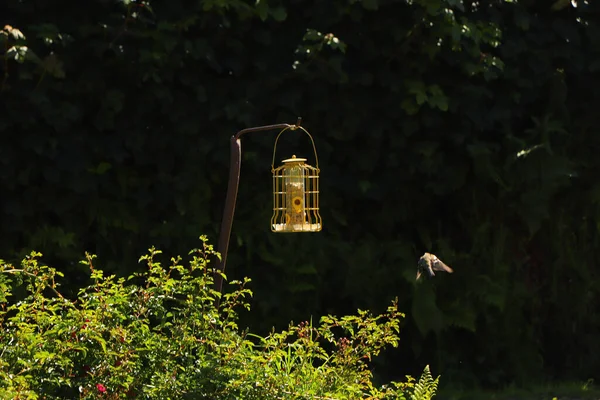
[416,253,454,281]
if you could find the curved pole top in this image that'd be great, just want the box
[233,117,303,140]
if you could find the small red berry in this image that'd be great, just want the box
[96,383,107,393]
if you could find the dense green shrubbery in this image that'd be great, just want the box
[3,0,599,387]
[0,236,438,399]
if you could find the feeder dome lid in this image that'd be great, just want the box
[281,155,307,164]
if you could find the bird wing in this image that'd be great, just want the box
[432,259,453,273]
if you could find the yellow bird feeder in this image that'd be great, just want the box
[271,126,322,233]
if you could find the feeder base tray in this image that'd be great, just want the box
[272,223,322,233]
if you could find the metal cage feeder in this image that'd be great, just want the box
[271,127,322,233]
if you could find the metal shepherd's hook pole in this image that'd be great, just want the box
[214,118,303,305]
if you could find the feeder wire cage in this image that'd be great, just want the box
[271,126,322,233]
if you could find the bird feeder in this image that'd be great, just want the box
[271,126,322,233]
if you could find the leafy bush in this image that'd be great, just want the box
[3,0,600,386]
[0,236,439,399]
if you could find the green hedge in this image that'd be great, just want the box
[0,237,439,399]
[1,0,599,387]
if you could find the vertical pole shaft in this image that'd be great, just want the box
[215,136,241,298]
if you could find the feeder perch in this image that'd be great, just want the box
[271,127,322,233]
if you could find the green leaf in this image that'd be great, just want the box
[362,0,379,10]
[270,6,287,22]
[401,98,420,115]
[427,85,448,111]
[256,0,269,21]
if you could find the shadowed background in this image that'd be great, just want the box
[1,0,599,389]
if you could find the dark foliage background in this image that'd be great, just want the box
[1,0,599,389]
